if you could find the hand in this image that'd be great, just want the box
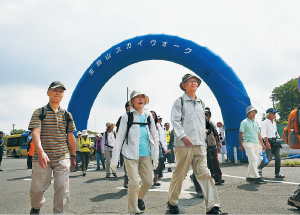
[153,160,159,170]
[266,142,271,149]
[70,156,76,171]
[165,150,168,154]
[182,136,194,147]
[102,153,105,158]
[37,151,50,169]
[238,145,243,152]
[168,149,171,154]
[262,144,266,151]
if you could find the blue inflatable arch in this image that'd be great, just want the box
[68,34,250,162]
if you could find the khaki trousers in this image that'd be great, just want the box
[30,159,70,214]
[105,150,116,174]
[168,145,220,212]
[242,141,260,178]
[124,156,153,214]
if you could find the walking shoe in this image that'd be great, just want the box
[106,174,111,178]
[112,173,117,177]
[255,177,265,184]
[168,167,172,172]
[83,172,86,176]
[246,177,254,182]
[30,207,40,214]
[138,199,145,210]
[215,179,225,185]
[96,167,100,170]
[275,173,285,178]
[206,206,228,214]
[167,201,179,214]
[197,190,204,198]
[288,196,300,209]
[153,176,161,186]
[258,169,262,177]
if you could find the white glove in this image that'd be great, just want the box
[153,160,159,170]
[111,160,118,173]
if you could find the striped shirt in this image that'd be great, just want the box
[28,103,76,162]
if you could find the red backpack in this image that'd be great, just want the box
[283,108,300,149]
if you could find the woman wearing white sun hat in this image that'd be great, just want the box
[111,90,159,214]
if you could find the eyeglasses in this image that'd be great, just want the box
[186,81,198,84]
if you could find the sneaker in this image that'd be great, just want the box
[275,173,285,178]
[124,175,129,188]
[30,207,40,214]
[153,176,161,186]
[258,169,262,177]
[112,173,117,177]
[215,179,225,185]
[83,172,86,176]
[96,167,100,170]
[206,206,227,214]
[106,174,111,178]
[167,201,179,214]
[246,177,254,182]
[138,199,145,211]
[168,167,172,172]
[197,190,203,198]
[288,196,300,209]
[255,177,265,184]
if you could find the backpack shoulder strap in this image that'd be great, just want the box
[125,112,133,143]
[39,105,47,123]
[63,109,71,133]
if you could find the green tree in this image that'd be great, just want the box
[271,78,300,123]
[10,129,26,135]
[261,113,267,122]
[2,134,9,147]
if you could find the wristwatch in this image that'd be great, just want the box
[70,155,76,158]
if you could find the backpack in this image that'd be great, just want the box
[39,105,71,133]
[283,108,300,149]
[125,111,151,144]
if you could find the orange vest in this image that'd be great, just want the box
[29,141,35,156]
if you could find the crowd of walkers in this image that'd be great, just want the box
[10,73,298,214]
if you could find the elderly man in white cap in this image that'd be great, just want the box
[101,122,117,178]
[168,74,225,214]
[239,105,266,184]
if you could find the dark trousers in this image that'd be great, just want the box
[258,145,281,175]
[75,151,80,170]
[211,149,222,180]
[154,157,165,177]
[0,150,3,165]
[80,152,90,173]
[96,152,105,168]
[27,155,32,169]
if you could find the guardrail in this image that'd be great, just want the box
[280,144,300,154]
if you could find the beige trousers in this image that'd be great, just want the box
[124,156,153,214]
[105,150,116,174]
[168,145,220,212]
[242,141,260,178]
[30,159,70,214]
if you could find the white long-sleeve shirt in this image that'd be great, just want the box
[111,107,159,163]
[171,92,206,147]
[157,123,168,151]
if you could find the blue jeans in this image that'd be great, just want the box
[96,152,105,168]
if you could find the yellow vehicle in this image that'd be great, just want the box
[6,132,30,158]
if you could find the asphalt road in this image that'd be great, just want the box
[1,155,300,214]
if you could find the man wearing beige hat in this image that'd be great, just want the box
[239,105,266,184]
[168,74,225,214]
[102,122,117,178]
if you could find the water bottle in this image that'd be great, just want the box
[262,151,269,164]
[290,128,295,134]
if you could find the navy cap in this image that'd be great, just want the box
[48,81,66,90]
[0,131,3,134]
[266,108,277,114]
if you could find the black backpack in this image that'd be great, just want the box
[125,112,151,144]
[39,105,71,133]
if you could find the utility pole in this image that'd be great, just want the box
[12,124,15,135]
[127,87,129,101]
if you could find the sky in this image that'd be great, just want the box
[0,0,299,135]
